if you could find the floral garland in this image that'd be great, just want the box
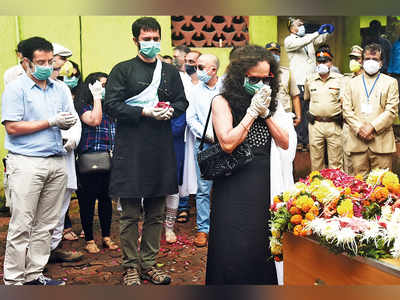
[269,169,400,261]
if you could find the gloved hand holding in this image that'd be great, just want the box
[318,24,330,34]
[48,112,77,130]
[327,24,335,34]
[63,138,76,152]
[142,106,169,120]
[88,80,103,99]
[246,85,272,119]
[160,106,174,120]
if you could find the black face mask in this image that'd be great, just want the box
[185,64,197,75]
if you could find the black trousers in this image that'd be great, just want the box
[295,85,309,145]
[77,171,112,241]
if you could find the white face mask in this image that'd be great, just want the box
[316,63,330,75]
[297,25,306,37]
[363,59,381,75]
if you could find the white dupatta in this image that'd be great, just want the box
[270,101,297,285]
[124,58,162,107]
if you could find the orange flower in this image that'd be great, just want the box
[300,229,312,237]
[344,187,352,195]
[388,183,400,195]
[293,224,303,236]
[355,174,364,181]
[289,206,301,215]
[301,219,309,226]
[290,214,303,225]
[301,202,312,213]
[273,196,282,204]
[305,212,315,221]
[362,200,371,207]
[371,186,389,203]
[309,206,319,216]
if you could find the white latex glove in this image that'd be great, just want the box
[48,112,77,130]
[246,85,272,119]
[160,106,174,120]
[88,80,103,99]
[63,138,76,152]
[142,106,169,120]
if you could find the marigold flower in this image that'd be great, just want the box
[289,206,301,215]
[300,229,312,236]
[301,219,309,226]
[371,186,389,203]
[290,214,303,225]
[337,199,354,218]
[382,171,399,188]
[355,174,364,181]
[293,224,303,236]
[273,196,281,204]
[305,212,315,221]
[309,206,319,216]
[309,171,321,181]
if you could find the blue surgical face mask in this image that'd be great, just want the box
[197,69,212,83]
[243,77,268,95]
[297,25,306,37]
[272,54,281,63]
[29,60,53,80]
[139,40,161,59]
[63,75,79,88]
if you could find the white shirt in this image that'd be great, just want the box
[284,32,330,85]
[4,64,25,86]
[186,78,222,139]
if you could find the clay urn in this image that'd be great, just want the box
[183,15,193,27]
[231,33,247,47]
[222,25,236,46]
[224,16,233,28]
[191,33,206,47]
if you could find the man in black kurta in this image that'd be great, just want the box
[104,17,188,286]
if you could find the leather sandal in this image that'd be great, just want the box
[176,210,189,223]
[103,237,119,250]
[85,240,100,254]
[63,228,79,241]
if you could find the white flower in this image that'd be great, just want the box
[390,238,400,258]
[381,206,392,222]
[336,227,358,254]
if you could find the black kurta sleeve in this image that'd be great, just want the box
[103,62,143,124]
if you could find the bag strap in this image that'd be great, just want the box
[199,95,218,151]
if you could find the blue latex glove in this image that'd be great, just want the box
[327,24,335,33]
[318,24,330,34]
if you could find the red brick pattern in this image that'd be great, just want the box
[171,16,249,48]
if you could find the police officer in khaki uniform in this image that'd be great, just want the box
[266,42,301,127]
[304,46,344,171]
[343,43,399,177]
[343,45,364,174]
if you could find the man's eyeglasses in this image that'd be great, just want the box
[246,74,274,85]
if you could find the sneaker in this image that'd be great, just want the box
[24,275,66,286]
[141,266,171,285]
[49,248,84,263]
[122,268,141,286]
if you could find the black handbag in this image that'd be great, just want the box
[77,151,112,174]
[77,124,113,174]
[197,98,254,180]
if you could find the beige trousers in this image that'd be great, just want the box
[3,153,67,285]
[308,121,343,171]
[350,149,393,177]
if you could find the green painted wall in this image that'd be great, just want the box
[0,16,18,198]
[360,16,387,28]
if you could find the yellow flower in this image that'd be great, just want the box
[309,171,321,181]
[355,174,364,181]
[271,229,281,238]
[366,168,388,186]
[382,171,399,188]
[337,199,354,218]
[282,191,291,202]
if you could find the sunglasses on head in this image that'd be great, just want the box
[246,73,274,85]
